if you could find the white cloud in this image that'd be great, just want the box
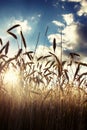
[13,19,32,33]
[61,0,81,1]
[61,0,66,1]
[0,17,33,58]
[77,0,87,16]
[67,0,81,2]
[35,45,50,57]
[62,13,74,25]
[62,23,79,49]
[52,20,65,27]
[48,34,61,44]
[0,17,32,43]
[48,18,87,57]
[48,23,78,50]
[35,45,62,60]
[62,0,87,16]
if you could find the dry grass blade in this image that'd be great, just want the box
[45,26,49,36]
[0,57,15,72]
[49,52,62,76]
[77,72,87,81]
[23,52,33,60]
[53,38,56,52]
[39,64,42,70]
[44,72,52,77]
[45,60,51,67]
[30,90,41,95]
[48,70,57,76]
[7,31,17,39]
[0,38,3,46]
[37,62,39,68]
[37,56,43,61]
[79,62,87,67]
[34,77,44,85]
[20,31,27,48]
[26,71,36,78]
[28,55,33,60]
[75,61,87,67]
[49,52,60,65]
[26,62,34,65]
[42,89,52,104]
[69,52,80,58]
[0,54,8,59]
[44,67,50,73]
[23,51,34,55]
[27,51,34,54]
[78,78,85,87]
[5,41,9,55]
[64,69,69,82]
[68,60,72,66]
[62,61,66,66]
[78,87,87,95]
[34,32,40,54]
[73,63,80,81]
[7,24,20,32]
[15,49,22,59]
[60,79,65,88]
[43,55,51,59]
[49,61,55,68]
[68,53,80,66]
[0,45,6,54]
[11,62,17,69]
[0,42,10,54]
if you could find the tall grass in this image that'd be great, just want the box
[0,24,87,130]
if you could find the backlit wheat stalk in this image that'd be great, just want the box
[0,24,87,103]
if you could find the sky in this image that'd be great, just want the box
[0,0,87,61]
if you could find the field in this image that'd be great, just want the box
[0,24,87,130]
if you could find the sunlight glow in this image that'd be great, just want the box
[4,68,19,86]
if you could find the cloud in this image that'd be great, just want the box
[62,23,78,48]
[61,0,81,2]
[67,0,81,2]
[77,0,87,16]
[75,24,87,55]
[13,19,32,33]
[0,17,32,44]
[0,17,33,58]
[65,23,87,56]
[35,45,62,60]
[62,13,74,25]
[61,0,87,16]
[48,16,87,57]
[52,20,65,27]
[48,34,61,45]
[35,45,50,57]
[48,24,78,50]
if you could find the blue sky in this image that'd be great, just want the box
[0,0,87,59]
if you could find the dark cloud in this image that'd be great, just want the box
[75,24,87,56]
[62,23,87,57]
[77,24,87,44]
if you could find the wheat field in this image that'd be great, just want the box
[0,24,87,130]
